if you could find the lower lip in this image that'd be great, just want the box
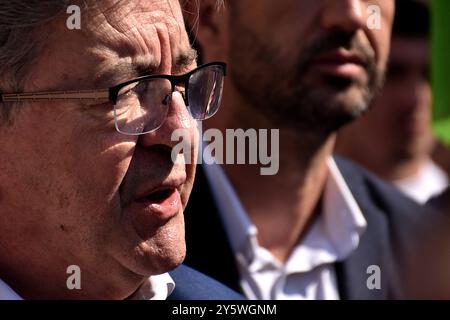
[310,62,365,78]
[134,189,182,221]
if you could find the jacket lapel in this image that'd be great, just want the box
[185,157,409,299]
[183,165,242,292]
[334,156,401,299]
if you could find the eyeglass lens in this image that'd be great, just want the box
[114,64,224,135]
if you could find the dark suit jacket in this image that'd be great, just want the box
[168,264,243,300]
[183,156,429,300]
[427,186,450,211]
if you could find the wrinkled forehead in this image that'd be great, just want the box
[31,0,194,91]
[87,1,185,48]
[84,0,192,71]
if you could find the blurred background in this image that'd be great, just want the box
[336,0,450,205]
[338,0,450,298]
[185,0,450,299]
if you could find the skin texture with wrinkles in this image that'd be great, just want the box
[0,0,198,299]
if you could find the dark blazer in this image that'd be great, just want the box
[183,156,428,300]
[168,264,244,300]
[427,186,450,211]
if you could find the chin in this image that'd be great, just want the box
[112,214,186,278]
[145,248,186,276]
[335,83,371,112]
[130,243,186,277]
[135,215,186,276]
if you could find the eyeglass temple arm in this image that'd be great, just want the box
[0,89,110,102]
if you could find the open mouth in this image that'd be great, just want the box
[127,177,186,237]
[141,188,176,203]
[131,186,182,226]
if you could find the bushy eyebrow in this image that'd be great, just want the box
[93,48,198,88]
[174,47,198,72]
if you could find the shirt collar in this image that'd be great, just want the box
[203,156,367,273]
[394,159,449,204]
[128,273,175,300]
[322,157,367,260]
[0,273,175,300]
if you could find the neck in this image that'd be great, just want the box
[206,91,335,263]
[383,156,429,182]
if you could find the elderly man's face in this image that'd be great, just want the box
[0,0,198,298]
[223,0,394,133]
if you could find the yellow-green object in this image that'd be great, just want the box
[432,0,450,145]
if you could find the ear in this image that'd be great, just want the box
[182,0,229,62]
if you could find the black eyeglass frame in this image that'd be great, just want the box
[0,61,227,107]
[109,61,226,106]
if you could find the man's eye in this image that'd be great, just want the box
[118,82,140,97]
[122,90,135,98]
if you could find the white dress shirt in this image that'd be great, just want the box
[394,159,448,204]
[203,157,367,300]
[0,273,175,300]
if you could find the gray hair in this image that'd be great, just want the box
[0,1,69,123]
[0,0,223,124]
[0,0,225,89]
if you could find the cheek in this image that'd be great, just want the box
[50,131,138,250]
[68,132,137,209]
[378,36,391,67]
[180,122,199,206]
[34,102,138,218]
[377,6,395,64]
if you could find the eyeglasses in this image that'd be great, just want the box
[0,62,226,135]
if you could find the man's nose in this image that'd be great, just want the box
[321,0,366,33]
[137,91,195,149]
